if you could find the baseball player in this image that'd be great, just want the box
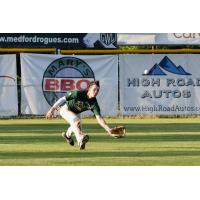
[46,81,113,150]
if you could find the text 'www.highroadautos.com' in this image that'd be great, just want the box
[124,105,200,113]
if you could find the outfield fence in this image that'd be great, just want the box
[1,49,200,117]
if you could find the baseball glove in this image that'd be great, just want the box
[110,126,126,138]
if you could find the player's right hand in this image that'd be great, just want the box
[46,110,54,119]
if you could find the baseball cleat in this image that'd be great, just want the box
[79,135,89,150]
[62,132,74,146]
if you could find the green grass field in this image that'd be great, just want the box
[1,117,200,165]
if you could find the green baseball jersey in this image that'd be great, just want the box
[65,90,101,116]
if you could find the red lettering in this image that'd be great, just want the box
[45,79,59,90]
[61,79,75,91]
[44,78,92,91]
[76,80,90,90]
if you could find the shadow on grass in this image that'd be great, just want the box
[2,133,200,144]
[1,150,200,160]
[1,123,200,134]
[1,122,200,144]
[0,135,61,144]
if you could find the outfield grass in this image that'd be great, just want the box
[1,117,200,165]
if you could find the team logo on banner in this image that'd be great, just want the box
[143,56,191,76]
[100,33,117,46]
[42,57,95,106]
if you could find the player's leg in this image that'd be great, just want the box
[60,105,89,149]
[60,105,76,146]
[61,125,74,146]
[68,114,89,149]
[66,113,81,138]
[70,119,87,143]
[66,125,73,138]
[71,119,89,149]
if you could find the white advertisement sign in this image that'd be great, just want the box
[118,33,156,45]
[0,55,18,116]
[21,53,118,116]
[118,33,200,45]
[120,54,200,115]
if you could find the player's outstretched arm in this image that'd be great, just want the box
[46,96,66,119]
[46,107,57,119]
[96,115,112,136]
[96,115,126,138]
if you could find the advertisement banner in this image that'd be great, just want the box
[21,53,118,116]
[120,54,200,115]
[0,55,18,116]
[118,33,200,45]
[0,33,117,49]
